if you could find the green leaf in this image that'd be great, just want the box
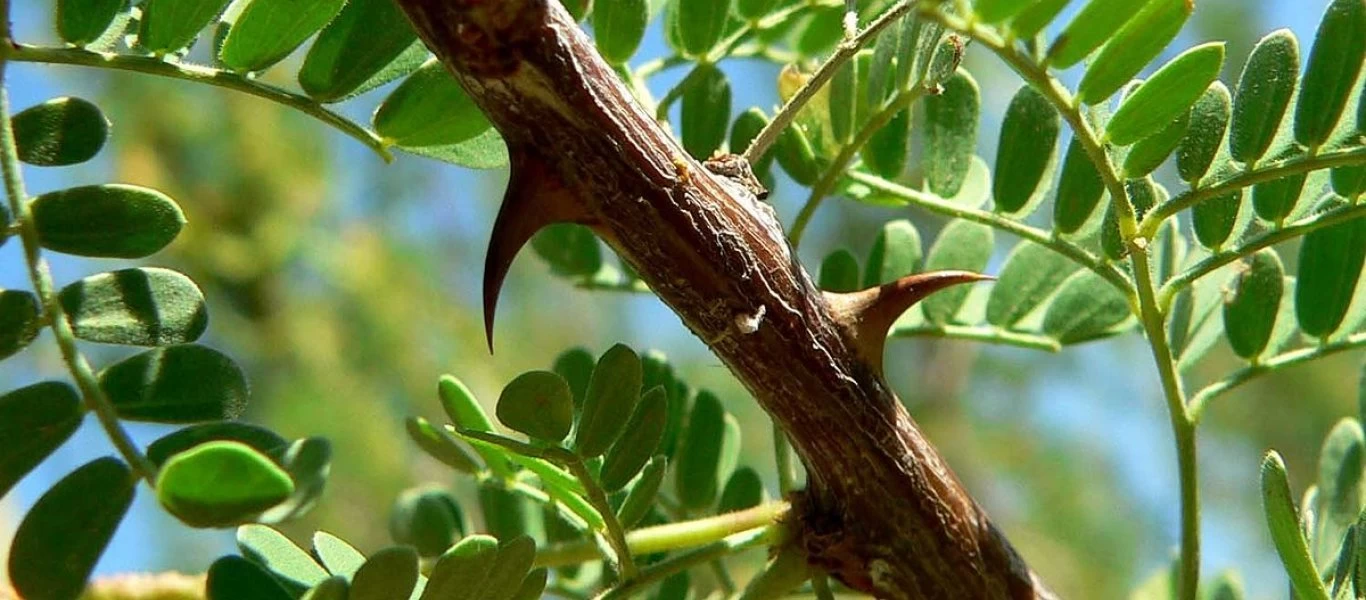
[1252,172,1311,224]
[924,69,980,197]
[238,524,330,593]
[1316,419,1366,564]
[985,242,1083,328]
[99,344,248,423]
[8,457,134,600]
[731,109,774,178]
[12,97,109,166]
[676,391,730,511]
[57,0,124,46]
[594,0,647,64]
[1222,249,1284,359]
[1102,177,1162,260]
[678,0,732,56]
[406,416,480,474]
[1152,218,1187,286]
[511,569,548,600]
[259,437,332,524]
[1231,30,1300,164]
[1177,82,1231,183]
[658,571,692,600]
[1192,190,1243,251]
[1296,202,1366,338]
[391,487,466,558]
[374,59,493,148]
[206,556,294,600]
[975,0,1038,23]
[681,65,732,160]
[298,0,420,102]
[477,483,540,541]
[737,0,776,20]
[532,223,602,277]
[1333,165,1366,199]
[32,184,185,259]
[993,86,1060,214]
[313,531,365,579]
[553,347,596,411]
[147,422,288,467]
[157,441,294,527]
[1207,571,1244,600]
[1046,0,1147,69]
[395,129,510,170]
[775,123,820,186]
[1053,138,1106,235]
[137,0,231,54]
[1261,451,1333,600]
[1295,0,1366,148]
[562,0,592,21]
[575,344,642,458]
[818,249,861,293]
[301,577,349,600]
[1121,110,1189,178]
[618,455,666,528]
[1106,43,1225,146]
[438,375,510,476]
[497,371,574,443]
[473,536,537,600]
[219,0,346,72]
[351,546,420,600]
[717,466,765,513]
[1075,0,1192,105]
[921,221,993,325]
[863,220,922,287]
[422,535,499,600]
[0,289,39,361]
[1009,0,1069,39]
[863,107,911,179]
[1042,272,1132,344]
[829,60,857,146]
[600,386,668,492]
[59,267,207,347]
[0,381,82,498]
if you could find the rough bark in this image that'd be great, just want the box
[392,1,1055,598]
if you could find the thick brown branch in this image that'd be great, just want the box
[394,1,1053,598]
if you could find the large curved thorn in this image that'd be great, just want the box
[824,270,994,372]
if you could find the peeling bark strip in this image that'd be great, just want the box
[394,1,1054,597]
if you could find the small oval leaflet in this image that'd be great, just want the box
[986,241,1082,328]
[1253,172,1310,224]
[1075,0,1191,105]
[314,531,369,580]
[552,346,596,410]
[1106,43,1225,146]
[974,0,1036,23]
[1261,451,1333,600]
[681,65,732,160]
[350,546,420,600]
[532,223,602,277]
[593,0,647,64]
[156,440,295,528]
[1294,0,1366,148]
[137,0,231,55]
[12,97,109,166]
[1042,271,1131,344]
[924,69,980,197]
[1296,202,1366,338]
[406,416,480,474]
[993,85,1060,214]
[863,107,912,179]
[863,220,922,288]
[8,457,135,600]
[422,535,498,600]
[575,344,642,458]
[600,385,668,492]
[1010,0,1069,39]
[390,487,466,558]
[59,267,208,347]
[1046,0,1147,69]
[374,59,494,148]
[1191,190,1243,251]
[32,184,185,259]
[219,0,346,72]
[237,524,330,593]
[497,370,574,443]
[438,375,510,476]
[731,108,774,177]
[1222,250,1284,360]
[1231,30,1299,164]
[618,455,667,528]
[1053,138,1106,235]
[0,289,39,361]
[147,421,288,467]
[678,0,731,57]
[206,555,294,600]
[921,221,993,325]
[1177,82,1231,183]
[718,466,765,513]
[829,60,857,146]
[298,0,420,103]
[775,123,820,186]
[301,577,349,600]
[57,0,124,45]
[0,381,83,499]
[819,249,861,293]
[675,391,729,511]
[1122,110,1190,179]
[99,343,249,423]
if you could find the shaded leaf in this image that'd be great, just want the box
[678,0,732,56]
[60,267,207,347]
[1316,419,1365,565]
[12,97,109,166]
[438,375,510,476]
[775,123,819,186]
[1177,82,1231,183]
[474,537,536,600]
[374,59,493,148]
[298,0,420,102]
[99,344,248,423]
[1231,30,1300,163]
[137,0,231,54]
[600,386,668,492]
[0,381,82,499]
[731,108,774,177]
[32,184,185,258]
[829,60,857,146]
[975,0,1037,23]
[675,391,729,511]
[422,535,499,600]
[219,0,346,71]
[993,85,1060,214]
[553,347,596,411]
[1192,190,1243,251]
[986,242,1082,328]
[1295,0,1366,148]
[259,437,332,523]
[390,487,465,558]
[618,455,666,528]
[1222,249,1284,359]
[818,249,860,293]
[1053,137,1106,235]
[1252,172,1310,225]
[57,0,124,46]
[1042,272,1131,344]
[406,416,480,474]
[863,220,922,287]
[1106,43,1224,146]
[921,221,993,324]
[1122,110,1189,179]
[532,223,602,277]
[350,546,419,600]
[717,466,765,513]
[206,556,293,600]
[157,441,294,527]
[575,344,642,458]
[9,457,134,600]
[863,107,911,179]
[593,0,647,63]
[681,65,732,160]
[301,577,348,600]
[1296,201,1366,338]
[0,289,40,361]
[147,421,288,467]
[497,371,574,443]
[924,69,979,197]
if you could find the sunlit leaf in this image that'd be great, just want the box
[986,242,1082,328]
[57,0,124,46]
[1231,30,1300,164]
[60,267,207,347]
[594,0,647,64]
[0,381,82,499]
[994,86,1059,215]
[924,69,979,197]
[239,524,329,594]
[1261,451,1332,600]
[497,371,574,443]
[1009,0,1069,38]
[1053,138,1106,235]
[1295,0,1366,148]
[863,220,922,287]
[1106,43,1224,146]
[395,129,510,170]
[32,184,185,259]
[1075,0,1191,105]
[374,59,493,148]
[1042,272,1131,344]
[922,221,993,324]
[1177,82,1231,183]
[1046,0,1147,69]
[219,0,346,71]
[157,441,295,527]
[99,344,247,423]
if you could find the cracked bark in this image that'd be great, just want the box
[392,1,1055,598]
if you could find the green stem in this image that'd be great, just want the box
[565,457,638,578]
[790,86,927,247]
[0,46,158,484]
[890,323,1067,352]
[773,423,797,496]
[811,573,836,600]
[1141,146,1366,236]
[7,45,392,163]
[596,528,775,600]
[848,171,1134,297]
[534,501,789,568]
[1159,202,1366,308]
[1189,331,1366,421]
[743,0,917,164]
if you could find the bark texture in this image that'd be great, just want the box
[392,1,1054,598]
